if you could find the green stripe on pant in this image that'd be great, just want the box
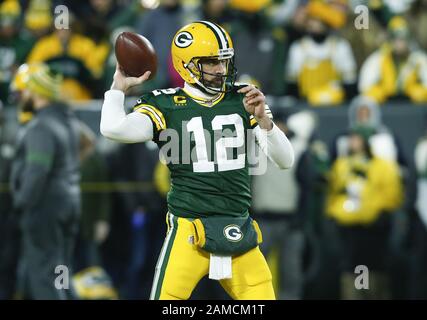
[150,213,178,300]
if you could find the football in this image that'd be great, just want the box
[114,31,158,79]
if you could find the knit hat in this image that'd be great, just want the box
[306,0,348,29]
[11,63,41,92]
[229,0,271,13]
[26,64,63,100]
[388,16,409,39]
[24,0,52,31]
[0,0,21,27]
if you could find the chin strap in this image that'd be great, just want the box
[184,64,222,95]
[195,82,221,95]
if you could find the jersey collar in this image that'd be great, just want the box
[183,82,225,107]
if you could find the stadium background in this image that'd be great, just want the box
[1,0,427,299]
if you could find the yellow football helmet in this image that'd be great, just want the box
[171,21,237,94]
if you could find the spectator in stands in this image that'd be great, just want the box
[406,0,427,53]
[135,0,191,91]
[359,16,427,104]
[363,0,414,27]
[0,0,34,101]
[293,111,330,233]
[227,0,287,95]
[107,141,168,299]
[78,0,116,97]
[23,0,53,39]
[82,0,142,32]
[339,0,387,68]
[331,95,407,169]
[251,110,312,299]
[80,0,144,96]
[286,0,357,106]
[0,100,21,299]
[415,131,427,234]
[326,129,404,299]
[73,126,112,273]
[413,128,427,298]
[26,15,108,101]
[267,0,302,28]
[294,110,332,299]
[197,0,234,26]
[382,0,415,17]
[86,0,118,25]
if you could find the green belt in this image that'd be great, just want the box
[192,214,263,256]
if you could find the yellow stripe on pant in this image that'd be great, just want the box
[150,212,276,300]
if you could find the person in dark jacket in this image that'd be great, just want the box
[0,100,21,299]
[11,63,81,299]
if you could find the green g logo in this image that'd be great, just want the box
[224,225,243,242]
[174,31,193,48]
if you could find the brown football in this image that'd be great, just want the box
[115,32,157,79]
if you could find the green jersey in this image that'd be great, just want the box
[133,84,272,219]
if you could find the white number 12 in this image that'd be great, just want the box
[186,114,245,172]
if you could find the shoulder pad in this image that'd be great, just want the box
[231,82,253,93]
[134,93,155,107]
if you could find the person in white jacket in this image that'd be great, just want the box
[286,3,357,106]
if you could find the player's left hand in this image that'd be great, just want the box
[238,85,266,117]
[238,85,272,130]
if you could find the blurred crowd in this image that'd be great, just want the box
[1,0,427,104]
[1,0,427,300]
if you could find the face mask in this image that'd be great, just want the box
[308,32,328,44]
[20,96,35,113]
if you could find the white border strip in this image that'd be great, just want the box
[149,213,175,300]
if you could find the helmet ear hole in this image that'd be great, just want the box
[187,60,201,78]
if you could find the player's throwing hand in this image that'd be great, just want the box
[111,63,151,93]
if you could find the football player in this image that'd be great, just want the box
[100,21,294,300]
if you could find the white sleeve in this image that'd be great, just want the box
[254,124,295,169]
[415,139,427,174]
[358,51,382,93]
[270,0,300,25]
[100,90,154,143]
[285,42,304,81]
[415,51,427,86]
[333,39,357,84]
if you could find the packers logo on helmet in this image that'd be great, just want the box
[174,31,193,48]
[171,21,237,95]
